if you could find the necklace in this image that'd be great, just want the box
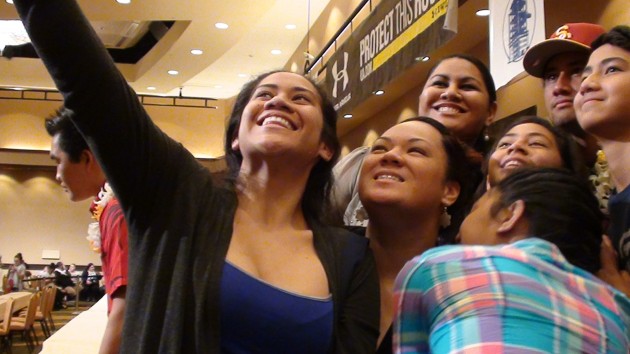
[86,182,115,253]
[590,150,614,215]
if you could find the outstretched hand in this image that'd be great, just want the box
[597,235,630,297]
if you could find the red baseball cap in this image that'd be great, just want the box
[523,23,606,78]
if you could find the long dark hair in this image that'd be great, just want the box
[426,54,497,105]
[492,167,603,273]
[224,70,340,223]
[400,117,482,244]
[426,54,497,153]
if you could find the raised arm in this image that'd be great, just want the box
[13,0,203,218]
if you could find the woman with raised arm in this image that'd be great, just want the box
[13,1,379,353]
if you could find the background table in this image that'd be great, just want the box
[0,291,32,315]
[40,296,107,354]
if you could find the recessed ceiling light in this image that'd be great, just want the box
[116,0,131,4]
[271,49,282,55]
[374,90,385,96]
[190,49,203,55]
[6,0,14,4]
[422,56,430,62]
[285,24,297,30]
[147,86,156,90]
[343,114,353,119]
[237,73,248,78]
[167,70,179,75]
[476,9,490,16]
[215,23,229,30]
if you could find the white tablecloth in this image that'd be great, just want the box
[41,296,108,354]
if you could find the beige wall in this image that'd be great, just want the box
[0,166,98,267]
[0,95,228,158]
[0,94,228,268]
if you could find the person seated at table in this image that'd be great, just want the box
[80,263,103,302]
[68,263,81,277]
[394,168,630,353]
[53,261,76,301]
[38,263,55,279]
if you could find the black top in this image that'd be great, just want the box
[15,0,380,352]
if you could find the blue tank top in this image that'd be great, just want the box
[219,261,334,353]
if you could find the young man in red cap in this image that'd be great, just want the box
[523,23,612,213]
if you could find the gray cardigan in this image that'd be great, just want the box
[15,0,380,352]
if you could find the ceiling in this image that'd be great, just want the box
[1,0,609,146]
[0,0,330,99]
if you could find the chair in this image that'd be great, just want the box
[1,275,9,295]
[10,292,39,353]
[44,286,56,332]
[32,286,55,338]
[0,297,14,354]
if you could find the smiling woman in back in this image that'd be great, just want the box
[357,117,479,353]
[333,54,496,228]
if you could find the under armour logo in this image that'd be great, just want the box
[331,52,349,99]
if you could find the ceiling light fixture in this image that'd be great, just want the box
[147,86,156,90]
[271,49,282,55]
[343,114,353,119]
[422,56,430,62]
[374,90,384,96]
[237,74,248,78]
[116,0,131,4]
[476,9,490,16]
[167,70,179,75]
[215,23,229,30]
[285,24,297,30]
[6,0,14,4]
[190,49,203,55]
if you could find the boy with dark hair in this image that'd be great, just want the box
[46,107,128,354]
[394,168,630,353]
[575,25,630,295]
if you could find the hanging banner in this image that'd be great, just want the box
[325,0,458,114]
[489,0,545,88]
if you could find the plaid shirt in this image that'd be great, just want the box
[393,238,630,353]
